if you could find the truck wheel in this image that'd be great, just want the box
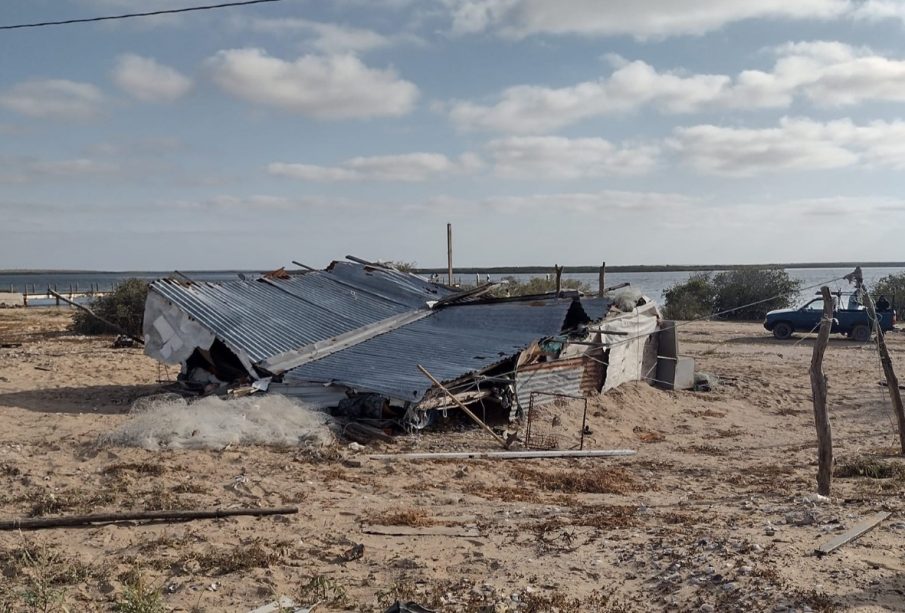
[772,322,793,340]
[851,324,871,342]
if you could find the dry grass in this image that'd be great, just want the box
[512,465,648,495]
[368,508,434,527]
[102,461,167,478]
[186,540,287,576]
[834,456,905,479]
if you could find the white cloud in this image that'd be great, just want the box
[0,79,103,119]
[269,152,482,182]
[669,117,905,176]
[450,42,905,133]
[206,49,418,118]
[446,0,850,39]
[488,136,658,178]
[244,18,420,54]
[478,189,699,214]
[112,54,192,102]
[0,156,118,184]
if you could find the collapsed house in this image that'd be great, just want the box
[143,258,680,429]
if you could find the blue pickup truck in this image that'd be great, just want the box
[764,294,896,341]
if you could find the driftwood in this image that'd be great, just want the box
[344,422,395,445]
[0,506,298,531]
[815,511,890,556]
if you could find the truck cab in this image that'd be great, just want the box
[764,292,895,341]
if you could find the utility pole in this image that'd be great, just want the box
[446,223,453,286]
[810,286,834,496]
[847,266,905,454]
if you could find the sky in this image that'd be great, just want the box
[4,0,905,269]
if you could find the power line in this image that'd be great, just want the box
[0,0,284,31]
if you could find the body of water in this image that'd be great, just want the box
[1,266,902,307]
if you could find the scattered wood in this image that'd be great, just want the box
[417,364,511,449]
[344,422,395,445]
[0,505,298,531]
[362,524,481,537]
[815,511,891,556]
[369,449,636,461]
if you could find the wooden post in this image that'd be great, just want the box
[554,265,562,297]
[446,223,453,286]
[863,291,905,454]
[598,261,606,298]
[810,286,834,496]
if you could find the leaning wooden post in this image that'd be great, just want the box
[846,266,905,454]
[598,262,606,298]
[810,286,834,496]
[417,364,510,449]
[864,292,905,454]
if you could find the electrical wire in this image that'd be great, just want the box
[0,0,284,30]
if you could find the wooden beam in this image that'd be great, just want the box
[815,511,890,556]
[0,506,298,531]
[369,449,637,461]
[809,286,834,496]
[417,364,510,448]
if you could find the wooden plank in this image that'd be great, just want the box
[369,449,636,461]
[0,506,298,531]
[362,524,480,537]
[815,511,890,556]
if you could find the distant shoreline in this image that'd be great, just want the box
[3,261,902,276]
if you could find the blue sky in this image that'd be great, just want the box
[4,0,905,269]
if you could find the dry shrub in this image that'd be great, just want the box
[102,461,167,478]
[369,508,434,527]
[834,457,905,479]
[24,487,117,517]
[571,504,639,529]
[189,540,284,575]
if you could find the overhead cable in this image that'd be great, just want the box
[0,0,284,30]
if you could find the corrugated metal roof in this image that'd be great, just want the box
[147,263,452,364]
[284,297,611,402]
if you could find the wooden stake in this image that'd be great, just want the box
[864,292,905,454]
[554,265,562,297]
[417,364,510,448]
[0,506,298,531]
[598,261,606,298]
[809,286,834,496]
[447,223,453,286]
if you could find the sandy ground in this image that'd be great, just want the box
[1,308,905,612]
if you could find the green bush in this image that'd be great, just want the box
[492,275,591,297]
[663,268,801,321]
[662,273,715,320]
[70,278,148,337]
[873,272,905,309]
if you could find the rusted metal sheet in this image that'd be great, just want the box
[514,356,601,409]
